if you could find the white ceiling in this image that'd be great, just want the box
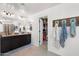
[7,3,61,15]
[20,3,61,14]
[0,3,61,19]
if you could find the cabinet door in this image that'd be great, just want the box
[0,38,1,53]
[26,34,31,44]
[10,36,17,49]
[15,35,26,47]
[1,37,11,53]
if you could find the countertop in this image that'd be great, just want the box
[1,32,31,37]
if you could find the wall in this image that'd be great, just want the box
[0,24,4,32]
[31,3,79,56]
[30,16,39,46]
[13,19,31,33]
[0,19,13,33]
[0,17,31,34]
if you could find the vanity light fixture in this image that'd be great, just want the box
[1,10,15,18]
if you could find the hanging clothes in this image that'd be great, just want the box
[60,20,67,48]
[70,17,76,37]
[54,21,60,49]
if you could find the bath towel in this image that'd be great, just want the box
[70,17,76,37]
[60,20,67,48]
[54,21,60,49]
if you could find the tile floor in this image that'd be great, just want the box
[2,43,59,56]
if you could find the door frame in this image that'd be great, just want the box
[39,16,48,46]
[39,18,43,46]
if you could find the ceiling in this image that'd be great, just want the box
[0,3,61,15]
[19,3,61,14]
[0,3,61,19]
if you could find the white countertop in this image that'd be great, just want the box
[1,32,31,37]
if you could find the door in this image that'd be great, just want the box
[39,18,43,46]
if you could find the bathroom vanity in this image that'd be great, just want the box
[0,34,31,53]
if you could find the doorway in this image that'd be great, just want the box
[39,16,48,48]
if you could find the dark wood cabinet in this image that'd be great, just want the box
[0,34,31,53]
